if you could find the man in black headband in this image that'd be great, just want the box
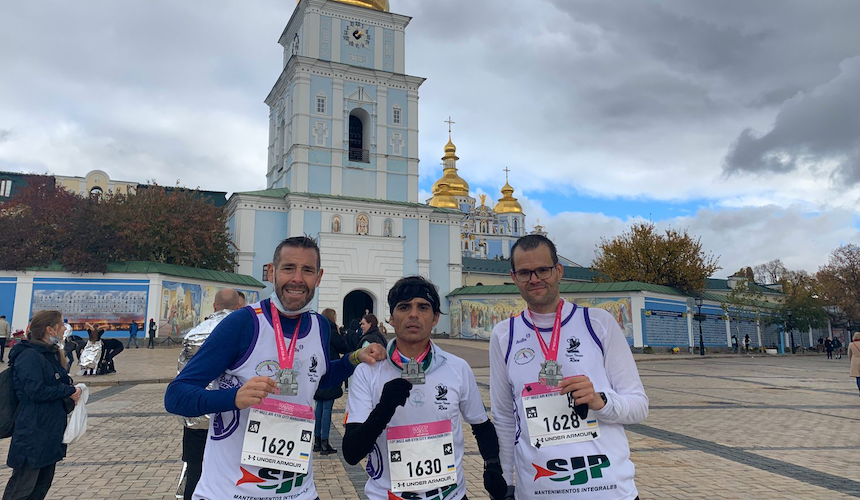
[342,276,508,500]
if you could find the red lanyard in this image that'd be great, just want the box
[529,299,564,363]
[392,342,431,369]
[270,300,301,370]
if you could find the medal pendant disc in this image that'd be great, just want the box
[276,368,299,396]
[539,360,563,387]
[401,359,425,385]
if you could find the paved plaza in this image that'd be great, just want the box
[1,341,858,499]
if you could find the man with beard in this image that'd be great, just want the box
[489,235,648,500]
[175,288,242,500]
[165,236,386,500]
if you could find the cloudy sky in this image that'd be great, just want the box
[2,0,859,277]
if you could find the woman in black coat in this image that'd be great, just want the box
[4,310,81,500]
[357,314,386,348]
[313,309,349,456]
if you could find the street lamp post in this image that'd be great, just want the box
[695,297,705,356]
[787,308,795,355]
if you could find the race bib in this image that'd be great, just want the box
[241,398,315,474]
[386,420,457,493]
[521,382,600,448]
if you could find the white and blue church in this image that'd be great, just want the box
[227,0,541,331]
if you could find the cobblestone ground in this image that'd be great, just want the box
[1,342,858,499]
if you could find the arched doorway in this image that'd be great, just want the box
[343,290,374,330]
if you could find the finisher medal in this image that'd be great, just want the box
[393,342,431,385]
[275,368,299,396]
[401,358,425,385]
[270,300,303,396]
[539,359,563,387]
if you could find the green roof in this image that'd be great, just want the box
[25,261,265,288]
[461,257,599,281]
[706,278,779,294]
[449,281,726,302]
[233,188,463,214]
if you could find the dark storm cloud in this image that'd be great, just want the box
[724,57,860,183]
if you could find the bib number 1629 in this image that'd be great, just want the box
[261,436,295,457]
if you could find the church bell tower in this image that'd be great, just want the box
[265,0,425,203]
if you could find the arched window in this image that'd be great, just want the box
[90,186,103,199]
[348,108,370,163]
[513,218,519,234]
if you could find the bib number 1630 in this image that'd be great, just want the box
[407,458,443,478]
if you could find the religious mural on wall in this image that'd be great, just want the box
[161,281,202,337]
[31,287,148,331]
[161,280,261,337]
[449,296,633,342]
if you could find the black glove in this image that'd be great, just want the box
[378,378,412,414]
[575,402,589,420]
[484,459,508,500]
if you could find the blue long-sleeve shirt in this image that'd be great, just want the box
[164,300,356,418]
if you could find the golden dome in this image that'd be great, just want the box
[430,135,469,198]
[495,181,523,214]
[429,182,459,209]
[327,0,389,11]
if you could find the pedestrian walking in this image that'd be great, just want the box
[3,310,82,500]
[313,308,349,456]
[126,322,140,349]
[731,334,738,354]
[833,336,843,359]
[849,333,860,397]
[744,333,751,353]
[0,315,9,363]
[825,338,834,359]
[147,319,156,349]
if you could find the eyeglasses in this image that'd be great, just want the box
[512,264,557,283]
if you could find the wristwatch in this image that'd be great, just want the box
[599,392,607,405]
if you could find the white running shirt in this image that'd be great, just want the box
[346,341,488,500]
[490,300,648,500]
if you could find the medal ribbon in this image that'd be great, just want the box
[390,341,431,370]
[270,300,302,370]
[530,299,564,363]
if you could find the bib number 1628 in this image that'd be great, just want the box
[543,413,580,433]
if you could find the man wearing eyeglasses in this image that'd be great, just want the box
[489,234,648,499]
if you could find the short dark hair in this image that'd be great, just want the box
[273,236,321,271]
[510,234,558,271]
[387,275,442,315]
[0,315,5,319]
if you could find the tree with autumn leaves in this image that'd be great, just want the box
[0,180,236,273]
[592,221,721,294]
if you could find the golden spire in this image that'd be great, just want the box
[430,116,469,198]
[428,182,459,209]
[495,167,523,214]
